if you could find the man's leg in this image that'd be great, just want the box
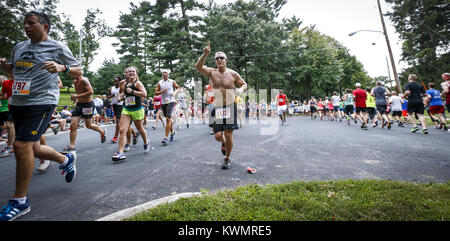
[224,129,234,158]
[118,115,132,153]
[69,116,81,149]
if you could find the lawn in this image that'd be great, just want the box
[126,180,450,221]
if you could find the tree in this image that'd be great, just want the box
[385,0,449,85]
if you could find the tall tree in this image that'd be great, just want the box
[385,0,449,84]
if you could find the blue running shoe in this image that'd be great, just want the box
[60,152,77,183]
[0,199,31,221]
[170,131,176,142]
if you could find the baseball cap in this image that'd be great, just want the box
[355,83,361,87]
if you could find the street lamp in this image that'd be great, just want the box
[348,0,402,94]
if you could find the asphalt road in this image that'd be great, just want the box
[0,116,448,221]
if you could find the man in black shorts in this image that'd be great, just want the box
[404,74,428,134]
[0,11,81,221]
[195,43,247,169]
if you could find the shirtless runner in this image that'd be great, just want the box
[195,42,247,169]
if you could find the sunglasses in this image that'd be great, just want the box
[215,57,226,61]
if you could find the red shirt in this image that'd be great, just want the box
[277,94,287,106]
[446,81,450,105]
[2,79,13,99]
[153,95,162,109]
[353,88,367,107]
[205,85,214,104]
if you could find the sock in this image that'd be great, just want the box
[12,197,27,205]
[61,156,69,167]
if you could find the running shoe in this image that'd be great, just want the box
[170,131,176,142]
[221,143,226,156]
[101,129,107,143]
[37,160,50,172]
[152,126,156,130]
[59,152,77,183]
[111,136,118,143]
[112,152,127,162]
[186,123,189,128]
[387,121,392,130]
[422,128,428,134]
[222,158,232,170]
[124,144,131,152]
[61,146,76,154]
[210,129,214,135]
[1,147,13,156]
[133,132,140,145]
[410,126,419,133]
[144,140,149,153]
[0,199,31,221]
[162,137,168,146]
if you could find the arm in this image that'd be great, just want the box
[125,81,147,98]
[233,70,247,95]
[195,42,214,77]
[154,83,166,95]
[42,61,82,78]
[71,77,94,99]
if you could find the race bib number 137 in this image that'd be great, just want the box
[12,80,31,95]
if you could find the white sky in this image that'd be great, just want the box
[56,0,407,79]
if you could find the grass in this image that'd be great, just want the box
[125,180,450,221]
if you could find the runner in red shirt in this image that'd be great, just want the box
[276,89,288,125]
[0,75,14,156]
[353,83,368,130]
[205,84,215,134]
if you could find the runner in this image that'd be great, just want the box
[331,92,341,122]
[400,94,409,125]
[353,83,368,130]
[175,87,190,129]
[195,43,247,169]
[276,89,288,125]
[440,73,450,132]
[342,89,354,125]
[0,11,80,221]
[371,81,392,129]
[388,91,404,127]
[365,87,378,128]
[0,75,14,157]
[108,76,123,143]
[404,74,428,134]
[309,97,317,120]
[426,82,447,131]
[61,76,107,153]
[236,94,245,127]
[316,98,324,120]
[152,94,165,130]
[205,84,215,134]
[112,66,149,162]
[154,70,179,146]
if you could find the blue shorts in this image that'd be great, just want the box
[10,105,56,142]
[105,108,113,118]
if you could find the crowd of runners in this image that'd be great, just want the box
[0,11,448,221]
[303,75,450,134]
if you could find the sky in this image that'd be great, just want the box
[56,0,407,79]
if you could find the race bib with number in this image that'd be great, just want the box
[12,79,31,96]
[125,96,136,106]
[154,101,160,106]
[215,107,231,120]
[82,107,93,116]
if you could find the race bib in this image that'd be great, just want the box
[215,107,231,120]
[154,101,160,106]
[125,96,136,106]
[82,107,93,116]
[12,79,31,96]
[279,99,284,103]
[208,92,214,97]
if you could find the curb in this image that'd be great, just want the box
[96,192,202,221]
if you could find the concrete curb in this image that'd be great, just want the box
[96,192,202,221]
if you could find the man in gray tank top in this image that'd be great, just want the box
[155,70,179,145]
[371,81,392,129]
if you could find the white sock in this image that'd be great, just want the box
[12,197,27,205]
[61,156,69,167]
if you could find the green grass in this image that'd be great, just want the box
[126,180,450,221]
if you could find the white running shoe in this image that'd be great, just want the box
[37,160,51,172]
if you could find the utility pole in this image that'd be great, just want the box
[377,0,402,93]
